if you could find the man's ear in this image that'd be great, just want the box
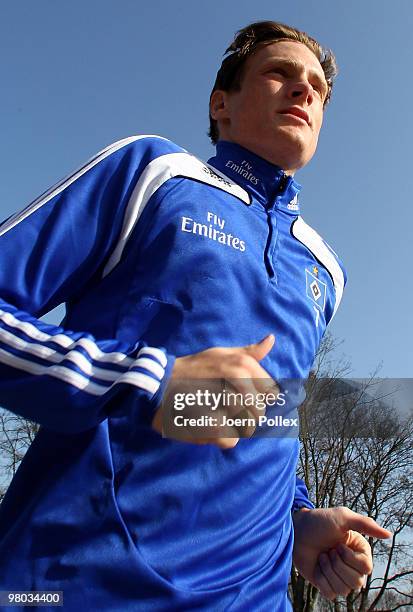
[210,90,230,121]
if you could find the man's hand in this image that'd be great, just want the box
[292,507,392,601]
[152,334,277,449]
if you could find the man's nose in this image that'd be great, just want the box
[287,79,313,104]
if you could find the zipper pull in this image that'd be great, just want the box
[277,173,290,195]
[267,173,292,210]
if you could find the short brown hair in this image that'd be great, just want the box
[208,21,338,144]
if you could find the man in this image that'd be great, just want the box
[0,20,390,611]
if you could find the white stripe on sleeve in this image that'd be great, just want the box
[0,308,166,397]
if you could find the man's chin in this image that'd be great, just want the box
[271,129,316,171]
[233,132,314,171]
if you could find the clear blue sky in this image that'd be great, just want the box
[1,0,412,377]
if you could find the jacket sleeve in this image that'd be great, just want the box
[0,136,175,433]
[292,476,315,512]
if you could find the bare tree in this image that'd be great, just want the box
[290,334,413,612]
[0,409,39,502]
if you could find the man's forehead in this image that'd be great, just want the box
[251,40,324,75]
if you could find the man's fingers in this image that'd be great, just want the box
[319,553,352,597]
[190,438,240,449]
[229,337,277,390]
[343,510,392,539]
[242,334,275,362]
[192,437,240,449]
[227,376,262,398]
[337,543,372,575]
[224,379,276,420]
[172,434,240,449]
[313,562,337,601]
[328,549,366,591]
[206,437,240,449]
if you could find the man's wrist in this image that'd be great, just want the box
[292,507,311,516]
[292,506,311,529]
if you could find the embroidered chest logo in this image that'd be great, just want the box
[305,268,327,328]
[305,268,326,310]
[181,211,246,252]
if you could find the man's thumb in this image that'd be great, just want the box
[243,334,275,362]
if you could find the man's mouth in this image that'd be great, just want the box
[278,107,310,126]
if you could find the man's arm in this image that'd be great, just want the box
[0,138,175,432]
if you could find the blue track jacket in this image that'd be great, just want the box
[0,136,346,611]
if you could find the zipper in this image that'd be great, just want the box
[264,210,279,280]
[277,173,290,197]
[264,173,289,281]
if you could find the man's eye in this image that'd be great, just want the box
[312,85,324,99]
[312,83,327,98]
[269,68,287,76]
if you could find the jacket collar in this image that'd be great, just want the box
[207,140,302,214]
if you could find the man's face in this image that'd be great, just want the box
[211,40,328,174]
